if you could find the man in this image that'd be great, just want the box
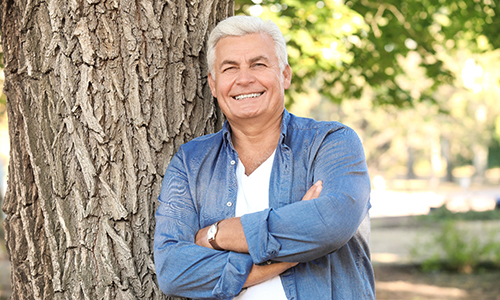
[154,16,374,299]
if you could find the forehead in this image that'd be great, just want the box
[214,33,277,63]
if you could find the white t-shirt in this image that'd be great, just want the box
[233,151,288,300]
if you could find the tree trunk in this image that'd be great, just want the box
[0,0,230,298]
[406,145,416,180]
[441,137,454,182]
[472,143,488,184]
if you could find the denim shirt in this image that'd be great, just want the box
[154,110,375,300]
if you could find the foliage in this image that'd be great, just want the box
[235,0,369,106]
[494,115,500,150]
[410,205,500,274]
[348,0,498,107]
[235,0,499,108]
[411,218,500,273]
[488,141,500,168]
[0,95,5,116]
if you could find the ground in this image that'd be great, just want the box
[1,216,499,299]
[371,215,500,300]
[1,182,500,299]
[374,263,500,300]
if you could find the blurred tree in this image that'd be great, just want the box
[235,0,371,105]
[0,41,5,117]
[236,0,500,182]
[235,0,498,108]
[295,47,500,183]
[437,48,500,182]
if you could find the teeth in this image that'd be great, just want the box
[234,93,262,100]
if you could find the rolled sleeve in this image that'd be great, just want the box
[213,251,254,299]
[240,209,282,264]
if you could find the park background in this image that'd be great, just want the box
[1,0,500,299]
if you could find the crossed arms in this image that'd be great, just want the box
[194,181,323,288]
[154,127,371,299]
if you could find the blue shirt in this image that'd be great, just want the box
[154,110,375,299]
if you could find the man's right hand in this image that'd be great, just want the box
[301,180,323,201]
[243,262,298,288]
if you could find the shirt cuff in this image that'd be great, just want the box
[240,208,282,264]
[213,251,253,299]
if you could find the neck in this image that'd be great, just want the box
[229,112,283,175]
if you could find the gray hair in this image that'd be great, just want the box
[207,16,288,75]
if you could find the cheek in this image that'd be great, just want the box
[215,98,224,109]
[216,81,233,96]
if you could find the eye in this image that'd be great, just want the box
[253,63,267,68]
[222,66,237,73]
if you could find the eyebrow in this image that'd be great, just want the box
[220,59,239,67]
[249,55,270,64]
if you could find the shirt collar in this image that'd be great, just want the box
[279,109,291,143]
[222,121,234,150]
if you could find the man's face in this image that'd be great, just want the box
[208,33,291,125]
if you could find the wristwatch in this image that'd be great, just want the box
[207,221,223,250]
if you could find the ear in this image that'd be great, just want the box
[283,64,292,90]
[208,73,217,98]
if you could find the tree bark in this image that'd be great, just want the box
[1,0,231,299]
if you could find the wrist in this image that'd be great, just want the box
[207,221,224,250]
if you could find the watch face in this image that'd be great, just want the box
[208,224,216,239]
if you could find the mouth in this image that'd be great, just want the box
[233,92,264,100]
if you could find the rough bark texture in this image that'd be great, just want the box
[1,0,231,299]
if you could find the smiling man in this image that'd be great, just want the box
[154,16,374,300]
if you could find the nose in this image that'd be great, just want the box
[235,67,255,85]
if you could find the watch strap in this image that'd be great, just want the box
[208,221,223,250]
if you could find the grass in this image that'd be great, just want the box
[411,207,500,273]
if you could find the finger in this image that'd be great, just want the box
[301,180,323,201]
[310,181,323,199]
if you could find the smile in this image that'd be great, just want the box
[234,92,263,100]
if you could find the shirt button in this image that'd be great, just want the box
[226,202,233,207]
[230,160,236,165]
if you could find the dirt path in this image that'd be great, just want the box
[371,216,500,300]
[374,264,500,300]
